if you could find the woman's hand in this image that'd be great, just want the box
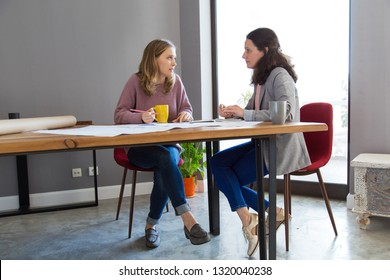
[172,111,193,122]
[218,104,233,118]
[219,104,243,118]
[141,108,156,124]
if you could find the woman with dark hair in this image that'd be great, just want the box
[115,39,210,249]
[210,28,310,257]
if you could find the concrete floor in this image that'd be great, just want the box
[0,192,389,260]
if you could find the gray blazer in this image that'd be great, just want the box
[243,67,311,175]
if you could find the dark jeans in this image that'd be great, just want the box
[127,145,190,225]
[210,140,269,212]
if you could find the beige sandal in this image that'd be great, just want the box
[242,213,259,257]
[265,207,291,235]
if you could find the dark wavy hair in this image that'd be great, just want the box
[247,28,297,85]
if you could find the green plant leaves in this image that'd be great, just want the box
[179,142,206,178]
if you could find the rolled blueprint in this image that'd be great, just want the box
[0,115,77,135]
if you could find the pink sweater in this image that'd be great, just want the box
[114,74,193,124]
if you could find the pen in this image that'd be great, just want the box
[130,109,158,114]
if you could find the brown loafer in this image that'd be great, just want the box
[184,224,211,245]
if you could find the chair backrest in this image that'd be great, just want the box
[300,102,333,169]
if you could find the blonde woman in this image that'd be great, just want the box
[115,39,210,248]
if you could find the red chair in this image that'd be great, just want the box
[283,102,338,251]
[114,147,183,238]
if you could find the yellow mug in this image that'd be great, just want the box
[154,105,169,123]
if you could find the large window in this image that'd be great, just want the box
[215,0,349,184]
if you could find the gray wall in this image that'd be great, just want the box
[349,0,390,191]
[0,0,211,200]
[1,0,389,202]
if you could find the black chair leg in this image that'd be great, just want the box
[116,168,128,220]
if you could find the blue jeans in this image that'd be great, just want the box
[210,140,269,212]
[127,145,190,226]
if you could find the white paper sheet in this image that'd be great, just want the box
[34,120,263,137]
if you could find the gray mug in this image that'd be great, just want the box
[269,101,287,124]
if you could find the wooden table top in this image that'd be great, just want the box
[0,121,327,156]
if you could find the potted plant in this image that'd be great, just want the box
[179,142,206,197]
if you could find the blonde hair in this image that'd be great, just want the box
[137,39,176,96]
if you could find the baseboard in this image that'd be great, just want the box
[261,178,349,200]
[0,182,153,212]
[346,193,355,209]
[0,179,349,212]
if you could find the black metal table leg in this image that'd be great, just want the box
[255,138,267,260]
[268,135,277,260]
[206,141,220,235]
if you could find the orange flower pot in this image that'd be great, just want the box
[183,176,196,198]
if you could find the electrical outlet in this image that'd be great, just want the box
[72,168,82,178]
[88,166,99,176]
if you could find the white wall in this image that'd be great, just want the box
[349,0,390,191]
